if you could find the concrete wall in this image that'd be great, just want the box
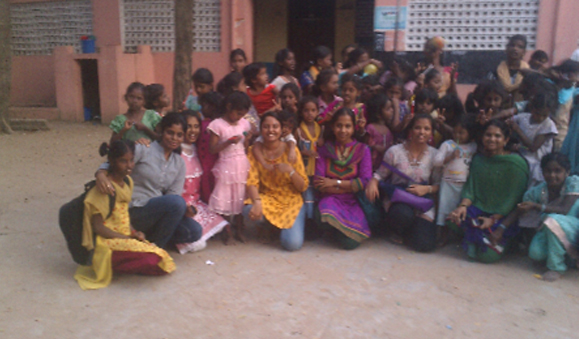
[253,0,287,63]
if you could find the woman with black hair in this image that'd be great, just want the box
[299,45,333,94]
[449,120,529,263]
[315,108,372,250]
[96,113,202,249]
[271,48,300,92]
[366,114,441,252]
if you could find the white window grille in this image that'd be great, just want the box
[405,0,539,51]
[10,0,94,56]
[122,0,221,53]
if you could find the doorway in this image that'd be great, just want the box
[78,60,101,120]
[288,0,336,69]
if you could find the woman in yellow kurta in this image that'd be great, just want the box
[74,141,175,290]
[243,112,309,251]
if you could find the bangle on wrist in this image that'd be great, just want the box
[428,185,432,194]
[498,224,507,231]
[540,204,546,213]
[289,170,296,177]
[460,204,468,208]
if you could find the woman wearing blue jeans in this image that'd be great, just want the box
[96,113,202,248]
[244,112,308,251]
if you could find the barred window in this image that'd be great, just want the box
[11,0,94,56]
[405,0,539,51]
[122,0,221,53]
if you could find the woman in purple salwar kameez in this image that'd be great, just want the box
[314,108,372,249]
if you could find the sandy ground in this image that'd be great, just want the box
[1,121,579,339]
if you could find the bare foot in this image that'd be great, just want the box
[234,230,247,243]
[221,225,235,245]
[233,215,246,243]
[542,271,561,282]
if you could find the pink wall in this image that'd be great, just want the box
[92,0,123,47]
[10,55,56,107]
[536,0,579,65]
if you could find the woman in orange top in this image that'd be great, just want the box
[243,111,309,251]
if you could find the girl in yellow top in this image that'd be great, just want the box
[297,96,322,221]
[74,140,175,290]
[243,112,309,251]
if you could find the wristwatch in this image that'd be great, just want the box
[336,180,342,189]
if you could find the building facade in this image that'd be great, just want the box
[8,0,579,122]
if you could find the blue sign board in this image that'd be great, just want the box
[374,6,407,31]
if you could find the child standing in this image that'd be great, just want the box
[279,82,301,115]
[360,75,382,103]
[318,74,366,133]
[434,115,477,235]
[313,69,340,113]
[300,45,333,94]
[230,48,248,73]
[365,93,395,170]
[144,83,170,117]
[414,88,443,146]
[184,68,214,112]
[177,111,229,253]
[109,82,160,144]
[244,62,278,116]
[271,48,300,92]
[383,77,409,134]
[465,80,509,122]
[217,72,260,135]
[529,50,549,72]
[197,91,224,203]
[435,94,465,141]
[423,68,443,95]
[509,93,558,186]
[297,97,321,222]
[208,91,252,242]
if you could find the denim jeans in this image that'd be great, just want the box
[303,183,315,220]
[129,195,202,249]
[242,204,306,251]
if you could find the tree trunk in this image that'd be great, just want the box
[173,0,194,111]
[0,1,13,134]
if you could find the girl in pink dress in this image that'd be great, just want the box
[207,91,252,242]
[176,111,229,254]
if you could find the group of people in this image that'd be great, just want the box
[73,35,579,290]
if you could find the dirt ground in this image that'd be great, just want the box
[1,121,578,339]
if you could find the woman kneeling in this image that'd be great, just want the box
[243,112,309,251]
[315,108,372,249]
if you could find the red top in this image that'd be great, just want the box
[247,84,276,116]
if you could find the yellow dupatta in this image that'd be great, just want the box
[299,121,321,176]
[497,60,529,93]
